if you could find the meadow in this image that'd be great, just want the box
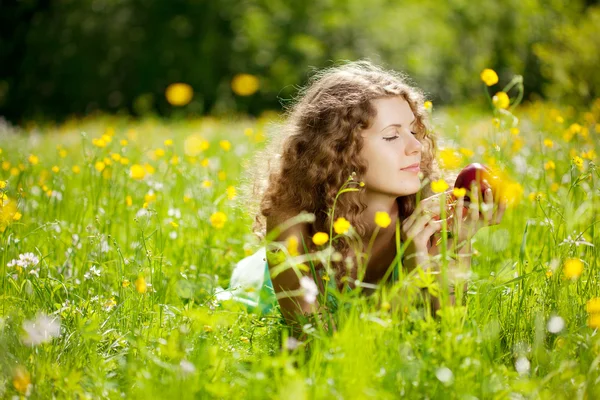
[1,72,599,399]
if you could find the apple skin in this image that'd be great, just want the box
[453,163,495,203]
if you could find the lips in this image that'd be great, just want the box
[401,162,420,170]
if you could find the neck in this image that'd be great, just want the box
[361,190,400,246]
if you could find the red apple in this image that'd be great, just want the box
[453,163,495,203]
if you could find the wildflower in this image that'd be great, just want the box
[299,276,318,304]
[544,161,555,170]
[547,316,565,333]
[231,73,259,96]
[435,367,454,385]
[28,154,39,165]
[12,366,31,395]
[202,180,213,188]
[286,235,299,256]
[135,276,147,293]
[104,297,117,311]
[515,356,530,375]
[84,265,101,280]
[563,258,583,280]
[218,171,227,181]
[184,134,206,157]
[586,298,600,313]
[226,186,237,200]
[452,187,467,198]
[154,148,165,158]
[180,360,196,375]
[333,217,351,235]
[550,183,559,192]
[126,195,133,207]
[543,139,554,148]
[120,139,128,146]
[22,313,61,346]
[459,148,474,157]
[122,279,130,288]
[94,161,106,172]
[209,211,227,229]
[72,165,81,174]
[588,314,600,329]
[219,140,231,151]
[510,127,520,136]
[130,164,146,180]
[170,156,180,165]
[480,68,499,86]
[492,92,510,109]
[244,128,254,136]
[312,232,329,246]
[572,156,584,169]
[240,336,250,344]
[164,139,173,146]
[7,252,40,276]
[165,83,193,106]
[375,211,391,228]
[431,179,449,193]
[424,101,432,110]
[439,148,462,169]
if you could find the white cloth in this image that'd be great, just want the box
[215,246,267,308]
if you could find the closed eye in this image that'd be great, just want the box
[384,131,418,141]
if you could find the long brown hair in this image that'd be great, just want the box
[238,59,443,287]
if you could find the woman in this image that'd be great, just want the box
[233,59,507,340]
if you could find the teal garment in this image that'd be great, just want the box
[259,261,401,315]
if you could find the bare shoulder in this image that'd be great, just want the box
[266,213,312,248]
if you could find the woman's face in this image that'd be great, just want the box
[359,96,424,197]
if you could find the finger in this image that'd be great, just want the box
[494,199,507,225]
[469,181,480,221]
[415,219,442,246]
[483,188,494,225]
[407,213,436,239]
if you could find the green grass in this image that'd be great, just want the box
[0,98,599,399]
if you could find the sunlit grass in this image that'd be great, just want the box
[0,89,599,397]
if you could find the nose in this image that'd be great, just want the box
[404,131,423,156]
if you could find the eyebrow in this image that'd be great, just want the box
[379,117,417,133]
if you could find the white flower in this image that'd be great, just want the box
[285,336,303,350]
[435,367,454,385]
[7,252,41,277]
[547,316,565,334]
[179,360,196,375]
[169,231,178,240]
[168,208,181,219]
[84,265,101,280]
[299,276,318,304]
[515,356,530,375]
[22,313,61,346]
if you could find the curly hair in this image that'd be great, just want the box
[237,59,445,288]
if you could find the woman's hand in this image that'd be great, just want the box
[401,194,447,271]
[448,181,508,245]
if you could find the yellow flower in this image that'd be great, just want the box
[154,148,165,158]
[130,164,146,180]
[424,101,432,110]
[244,128,254,136]
[510,127,520,136]
[202,180,213,188]
[374,211,391,228]
[439,148,462,169]
[0,181,6,189]
[555,116,564,124]
[111,153,122,162]
[452,187,467,197]
[550,182,559,192]
[125,195,133,207]
[459,148,474,157]
[492,118,500,128]
[28,154,39,165]
[431,179,449,193]
[480,68,499,86]
[492,92,510,109]
[218,171,227,181]
[2,161,10,170]
[333,217,351,235]
[94,161,106,172]
[226,186,236,200]
[586,298,600,314]
[51,166,60,173]
[135,276,147,293]
[120,139,128,146]
[143,163,155,175]
[201,159,209,167]
[92,138,107,148]
[164,139,173,146]
[231,73,259,96]
[563,258,583,280]
[165,83,193,106]
[572,156,584,169]
[12,365,30,394]
[170,156,180,165]
[184,134,207,157]
[543,139,554,148]
[120,157,130,165]
[219,140,231,151]
[59,149,67,158]
[312,232,329,246]
[287,235,299,256]
[209,211,227,229]
[240,336,250,344]
[544,161,556,170]
[588,314,600,329]
[569,123,582,134]
[122,279,130,288]
[545,270,553,278]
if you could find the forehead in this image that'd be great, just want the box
[369,96,415,129]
